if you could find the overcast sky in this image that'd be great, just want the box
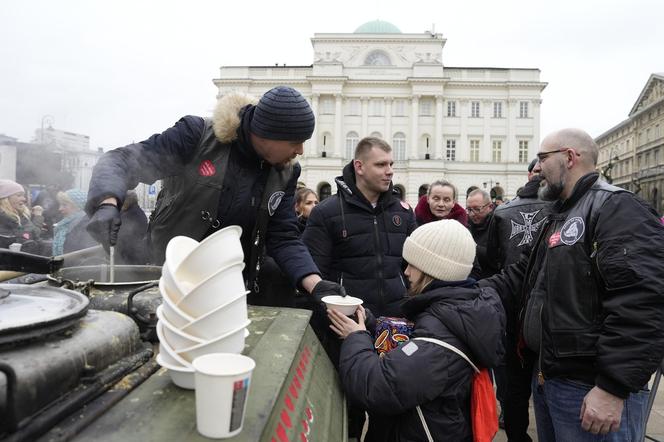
[1,0,661,151]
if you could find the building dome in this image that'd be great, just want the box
[354,20,401,34]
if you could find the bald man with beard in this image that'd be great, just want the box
[479,128,664,441]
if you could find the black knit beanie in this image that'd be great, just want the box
[250,86,315,141]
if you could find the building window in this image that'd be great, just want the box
[471,101,481,118]
[492,140,502,162]
[393,99,406,116]
[345,99,360,115]
[493,102,503,118]
[446,139,456,161]
[655,149,660,165]
[370,99,384,116]
[519,101,529,118]
[518,140,529,163]
[447,101,456,117]
[393,133,406,160]
[320,97,334,114]
[469,139,480,162]
[345,131,359,159]
[419,99,433,116]
[646,152,651,167]
[370,131,383,139]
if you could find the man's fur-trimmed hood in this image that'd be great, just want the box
[212,92,257,143]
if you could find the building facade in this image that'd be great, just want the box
[213,20,547,204]
[596,73,664,213]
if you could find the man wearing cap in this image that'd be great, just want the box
[480,128,664,441]
[85,86,343,301]
[483,158,549,442]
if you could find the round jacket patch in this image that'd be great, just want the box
[268,191,285,216]
[560,216,585,245]
[392,215,402,226]
[198,160,216,177]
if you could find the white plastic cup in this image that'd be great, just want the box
[193,353,256,439]
[8,243,22,252]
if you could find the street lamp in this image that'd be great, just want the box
[40,115,54,145]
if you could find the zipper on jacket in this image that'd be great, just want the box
[399,273,406,289]
[537,304,545,385]
[373,216,385,311]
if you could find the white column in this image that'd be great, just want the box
[435,95,444,159]
[507,98,517,163]
[482,99,491,163]
[361,97,369,137]
[308,94,319,157]
[334,94,343,157]
[533,99,542,155]
[384,97,392,143]
[459,99,468,161]
[410,95,420,159]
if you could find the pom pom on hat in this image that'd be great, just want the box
[403,220,476,281]
[250,86,315,141]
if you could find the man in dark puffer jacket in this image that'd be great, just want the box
[303,137,416,364]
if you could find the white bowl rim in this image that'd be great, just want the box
[156,352,194,373]
[159,279,195,322]
[175,319,251,353]
[156,305,204,343]
[165,236,199,274]
[181,290,249,328]
[177,261,246,303]
[156,321,194,367]
[321,295,364,306]
[198,225,242,246]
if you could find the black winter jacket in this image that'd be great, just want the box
[302,162,416,317]
[480,173,664,398]
[339,281,505,441]
[86,93,318,287]
[468,213,494,280]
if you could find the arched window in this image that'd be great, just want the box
[364,50,391,66]
[345,131,359,159]
[318,183,332,201]
[393,132,406,161]
[370,131,383,139]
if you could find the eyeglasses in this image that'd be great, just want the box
[536,148,580,162]
[466,203,491,214]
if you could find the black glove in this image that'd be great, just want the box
[86,203,122,250]
[311,280,347,304]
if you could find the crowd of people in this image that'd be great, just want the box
[6,85,664,441]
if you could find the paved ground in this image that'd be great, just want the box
[494,372,664,441]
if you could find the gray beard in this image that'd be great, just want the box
[538,179,564,201]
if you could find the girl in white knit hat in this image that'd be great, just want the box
[328,219,505,441]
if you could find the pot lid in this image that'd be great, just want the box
[0,284,89,346]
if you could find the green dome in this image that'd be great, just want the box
[354,20,401,34]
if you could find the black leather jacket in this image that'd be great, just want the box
[481,173,664,398]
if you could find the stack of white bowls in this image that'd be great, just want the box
[155,226,250,389]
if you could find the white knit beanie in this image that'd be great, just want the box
[403,220,476,281]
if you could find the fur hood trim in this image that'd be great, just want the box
[212,92,258,143]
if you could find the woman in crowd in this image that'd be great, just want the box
[53,189,97,256]
[328,220,505,441]
[414,180,468,226]
[294,187,318,233]
[0,179,41,251]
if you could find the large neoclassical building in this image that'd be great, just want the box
[213,20,547,204]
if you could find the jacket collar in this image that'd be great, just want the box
[517,176,542,199]
[554,172,599,213]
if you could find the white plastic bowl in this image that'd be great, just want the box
[176,320,250,363]
[156,306,204,351]
[156,353,195,390]
[159,279,195,329]
[161,262,195,304]
[176,226,244,285]
[180,291,249,340]
[176,262,246,318]
[155,320,193,367]
[165,236,199,274]
[322,295,363,315]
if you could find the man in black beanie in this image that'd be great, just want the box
[85,86,344,301]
